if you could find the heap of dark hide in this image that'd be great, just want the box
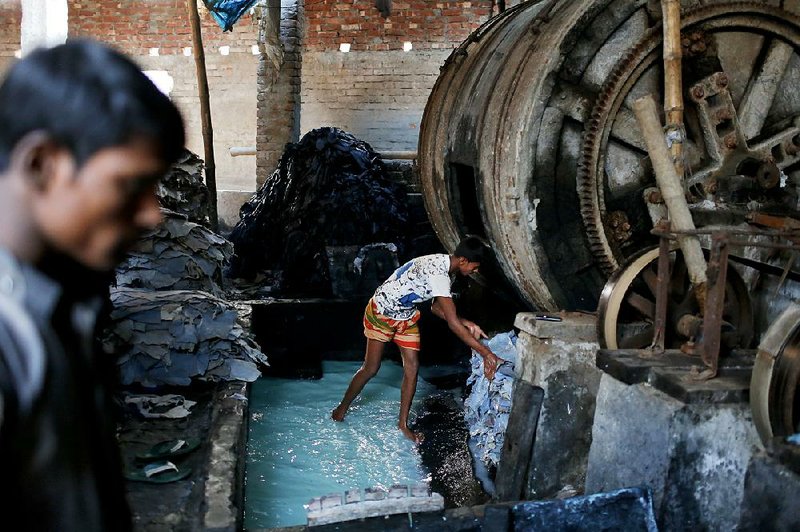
[227,127,409,296]
[157,149,212,227]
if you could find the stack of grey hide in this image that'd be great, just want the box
[156,150,212,227]
[102,150,268,387]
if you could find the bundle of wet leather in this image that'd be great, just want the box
[102,288,268,387]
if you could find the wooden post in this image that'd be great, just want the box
[633,95,707,308]
[188,0,219,231]
[494,383,544,502]
[662,0,684,180]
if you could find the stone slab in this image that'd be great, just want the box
[514,311,598,342]
[585,373,761,531]
[596,349,755,404]
[513,312,601,499]
[512,486,657,531]
[737,449,800,530]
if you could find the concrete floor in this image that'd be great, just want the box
[118,381,248,532]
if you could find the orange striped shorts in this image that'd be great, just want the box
[363,298,421,351]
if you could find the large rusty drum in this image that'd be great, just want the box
[418,0,800,311]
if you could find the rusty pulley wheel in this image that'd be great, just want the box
[597,245,753,351]
[751,303,800,445]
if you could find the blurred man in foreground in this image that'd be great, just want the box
[0,40,185,530]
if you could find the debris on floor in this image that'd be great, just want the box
[122,393,198,419]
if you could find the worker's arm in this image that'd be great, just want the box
[432,296,500,379]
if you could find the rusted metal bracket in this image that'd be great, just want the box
[651,221,672,352]
[695,233,730,380]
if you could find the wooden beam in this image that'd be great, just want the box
[188,0,219,231]
[662,0,684,180]
[634,95,707,307]
[495,382,544,502]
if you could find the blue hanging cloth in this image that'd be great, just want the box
[202,0,259,32]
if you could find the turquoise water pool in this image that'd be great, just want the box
[244,359,437,529]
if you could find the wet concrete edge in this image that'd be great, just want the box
[204,380,250,531]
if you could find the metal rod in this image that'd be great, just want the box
[378,151,418,160]
[652,230,672,352]
[653,227,800,238]
[230,146,256,157]
[699,233,729,379]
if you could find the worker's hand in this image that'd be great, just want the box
[462,319,488,340]
[482,350,501,381]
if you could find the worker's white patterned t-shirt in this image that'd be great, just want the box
[372,254,452,320]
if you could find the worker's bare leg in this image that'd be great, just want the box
[332,338,384,421]
[398,346,423,443]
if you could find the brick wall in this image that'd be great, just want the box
[2,0,500,205]
[300,0,491,152]
[69,0,259,55]
[68,0,260,192]
[304,0,492,51]
[0,0,21,74]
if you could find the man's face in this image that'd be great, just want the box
[457,258,481,276]
[33,139,166,271]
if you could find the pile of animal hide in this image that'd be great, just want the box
[463,331,518,468]
[103,289,267,387]
[115,209,232,297]
[156,149,212,227]
[226,127,409,296]
[102,151,267,387]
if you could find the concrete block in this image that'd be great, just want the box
[514,311,598,342]
[514,312,601,499]
[514,312,598,386]
[585,374,683,511]
[738,449,800,530]
[585,373,761,531]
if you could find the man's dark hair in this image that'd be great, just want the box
[454,235,488,263]
[0,39,185,171]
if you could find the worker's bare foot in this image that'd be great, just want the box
[399,425,424,444]
[331,405,346,422]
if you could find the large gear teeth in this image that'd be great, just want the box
[576,2,800,276]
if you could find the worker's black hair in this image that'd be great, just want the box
[454,236,488,263]
[0,39,185,172]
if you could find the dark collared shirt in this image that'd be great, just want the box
[0,249,131,531]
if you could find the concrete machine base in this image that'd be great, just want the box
[585,350,760,531]
[513,312,768,530]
